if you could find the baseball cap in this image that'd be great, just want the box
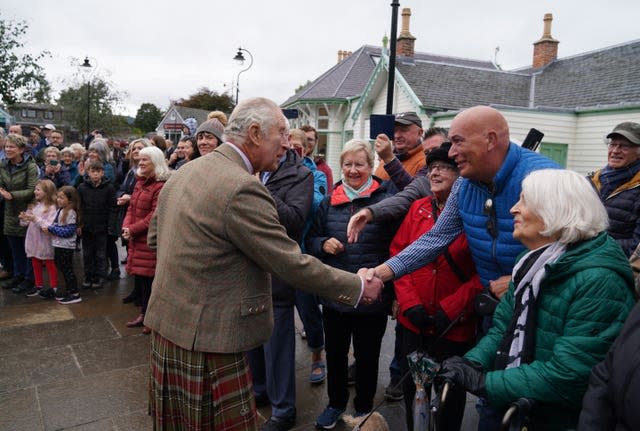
[394,112,422,128]
[606,122,640,145]
[43,124,56,131]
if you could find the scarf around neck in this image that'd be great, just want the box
[499,241,566,369]
[599,159,640,198]
[342,176,373,201]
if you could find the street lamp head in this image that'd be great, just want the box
[81,57,92,68]
[233,48,246,64]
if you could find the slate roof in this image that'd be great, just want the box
[283,39,640,112]
[529,40,640,108]
[173,106,211,125]
[398,62,531,111]
[282,46,497,106]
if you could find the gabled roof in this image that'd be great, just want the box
[173,106,210,125]
[282,46,498,107]
[283,39,640,113]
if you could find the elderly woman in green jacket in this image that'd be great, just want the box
[0,134,39,293]
[438,169,635,430]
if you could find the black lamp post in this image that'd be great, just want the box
[233,47,254,105]
[80,57,93,141]
[386,0,400,114]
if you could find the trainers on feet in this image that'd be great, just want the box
[25,286,42,297]
[58,293,82,305]
[91,279,103,289]
[81,280,92,289]
[384,375,404,401]
[39,287,56,299]
[316,406,344,429]
[106,271,121,281]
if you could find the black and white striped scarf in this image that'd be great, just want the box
[503,241,566,369]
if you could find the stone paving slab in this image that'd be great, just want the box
[0,387,44,431]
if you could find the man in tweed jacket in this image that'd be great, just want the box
[144,97,383,431]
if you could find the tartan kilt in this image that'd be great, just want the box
[149,332,259,431]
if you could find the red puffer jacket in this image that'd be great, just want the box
[123,172,169,277]
[390,195,483,343]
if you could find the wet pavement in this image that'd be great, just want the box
[0,250,479,430]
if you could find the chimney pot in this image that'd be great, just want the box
[396,7,416,58]
[532,13,559,68]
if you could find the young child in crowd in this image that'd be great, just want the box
[18,179,58,297]
[76,160,116,289]
[47,186,82,304]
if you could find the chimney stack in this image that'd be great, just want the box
[532,13,559,68]
[337,50,353,63]
[396,8,416,57]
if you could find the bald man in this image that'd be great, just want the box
[356,106,559,297]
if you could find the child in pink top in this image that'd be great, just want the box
[18,179,58,297]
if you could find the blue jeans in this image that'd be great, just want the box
[295,291,324,353]
[248,305,296,420]
[7,235,32,281]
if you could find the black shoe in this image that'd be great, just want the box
[81,279,92,290]
[39,287,57,299]
[122,292,139,304]
[2,277,23,290]
[25,286,41,297]
[58,292,82,305]
[106,270,121,281]
[12,279,33,294]
[384,375,404,401]
[91,279,104,289]
[347,362,356,386]
[260,416,295,431]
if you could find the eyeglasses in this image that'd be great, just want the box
[484,197,498,239]
[427,163,456,174]
[606,139,635,151]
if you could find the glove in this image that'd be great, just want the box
[437,356,487,398]
[404,305,433,329]
[432,309,451,335]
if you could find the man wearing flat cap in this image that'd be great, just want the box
[373,111,426,186]
[588,121,640,256]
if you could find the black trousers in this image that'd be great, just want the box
[399,325,474,431]
[322,307,387,413]
[54,248,77,293]
[136,275,154,315]
[82,231,107,281]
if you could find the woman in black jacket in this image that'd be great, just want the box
[306,139,396,429]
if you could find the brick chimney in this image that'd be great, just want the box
[396,8,416,57]
[532,13,559,68]
[337,50,353,63]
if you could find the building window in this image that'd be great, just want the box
[44,111,54,120]
[317,107,329,130]
[21,109,37,119]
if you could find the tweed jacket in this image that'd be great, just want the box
[144,143,362,353]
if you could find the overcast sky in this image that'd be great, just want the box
[3,0,639,116]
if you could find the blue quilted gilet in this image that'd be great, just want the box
[458,143,560,287]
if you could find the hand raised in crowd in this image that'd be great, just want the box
[374,134,394,164]
[357,268,384,304]
[45,162,61,175]
[322,237,345,255]
[347,208,373,243]
[489,275,511,299]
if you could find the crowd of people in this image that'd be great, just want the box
[2,101,640,431]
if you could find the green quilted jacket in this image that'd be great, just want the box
[0,155,38,236]
[466,232,635,430]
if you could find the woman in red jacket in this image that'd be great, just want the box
[389,142,483,431]
[123,146,171,334]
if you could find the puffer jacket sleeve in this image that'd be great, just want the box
[305,196,331,258]
[368,175,431,222]
[475,268,633,409]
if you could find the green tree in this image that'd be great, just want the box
[177,87,234,113]
[134,103,163,133]
[0,14,51,106]
[57,77,125,137]
[295,80,312,94]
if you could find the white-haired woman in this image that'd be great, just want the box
[437,169,636,430]
[122,146,171,334]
